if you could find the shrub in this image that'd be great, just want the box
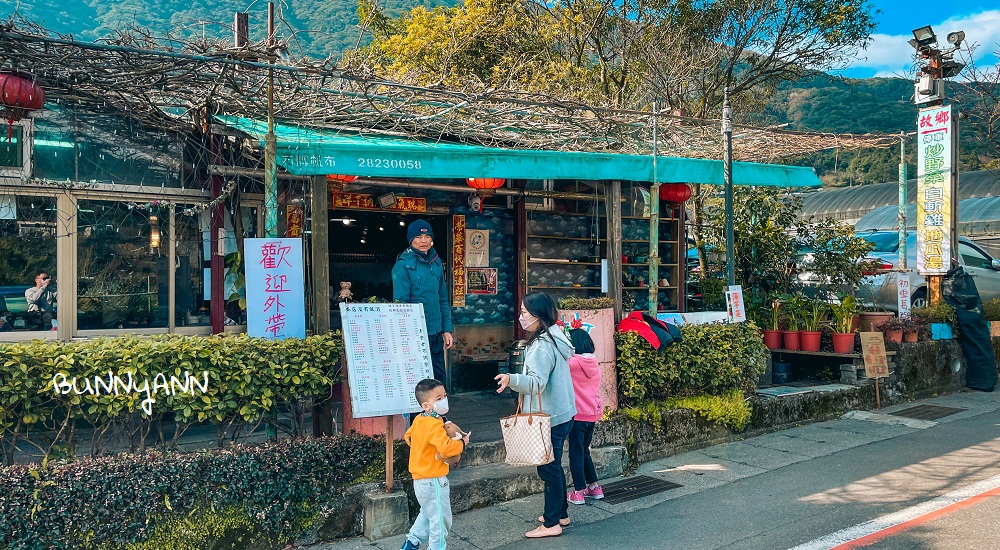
[557,297,614,310]
[984,298,1000,322]
[615,321,767,405]
[911,303,957,325]
[0,434,381,550]
[0,333,344,464]
[618,389,753,432]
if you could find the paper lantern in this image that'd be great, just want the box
[466,178,505,196]
[0,72,44,140]
[658,183,692,203]
[326,174,359,183]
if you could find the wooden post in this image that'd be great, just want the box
[929,275,942,305]
[385,415,394,493]
[875,376,881,410]
[606,180,623,322]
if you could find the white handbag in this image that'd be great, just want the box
[499,380,553,466]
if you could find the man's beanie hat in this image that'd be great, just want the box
[407,219,434,243]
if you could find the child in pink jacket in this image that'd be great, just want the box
[566,328,604,505]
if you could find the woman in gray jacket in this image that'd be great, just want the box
[495,291,576,539]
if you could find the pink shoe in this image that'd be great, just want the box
[567,490,586,505]
[583,485,604,499]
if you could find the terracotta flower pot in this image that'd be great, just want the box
[903,330,919,343]
[885,329,903,343]
[832,332,856,354]
[860,312,895,332]
[762,330,783,350]
[800,331,822,352]
[783,330,801,351]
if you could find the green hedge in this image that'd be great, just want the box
[0,434,381,550]
[0,334,343,463]
[615,322,767,405]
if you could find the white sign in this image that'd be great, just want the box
[726,285,747,323]
[916,104,953,275]
[340,302,434,418]
[466,229,490,267]
[244,238,306,339]
[897,277,911,319]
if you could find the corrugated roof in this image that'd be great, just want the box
[798,169,1000,221]
[855,196,1000,236]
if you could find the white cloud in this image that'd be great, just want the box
[849,10,1000,77]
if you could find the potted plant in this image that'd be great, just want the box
[985,298,1000,338]
[829,294,859,354]
[800,299,829,352]
[900,317,922,342]
[779,294,801,351]
[880,316,904,344]
[911,302,957,340]
[762,299,783,350]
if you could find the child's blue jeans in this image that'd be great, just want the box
[568,420,598,491]
[406,476,452,550]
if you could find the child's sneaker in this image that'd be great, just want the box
[583,484,604,499]
[567,489,586,505]
[400,540,420,550]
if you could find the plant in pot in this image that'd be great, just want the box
[779,295,801,350]
[985,298,1000,338]
[762,299,783,350]
[829,294,859,354]
[911,302,957,340]
[800,299,829,352]
[899,317,923,342]
[879,316,904,344]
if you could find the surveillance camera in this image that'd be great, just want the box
[946,31,965,46]
[468,194,482,211]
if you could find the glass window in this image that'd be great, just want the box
[77,200,167,329]
[0,127,23,168]
[959,242,991,269]
[175,206,210,326]
[0,195,57,333]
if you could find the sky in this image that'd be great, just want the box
[841,0,1000,79]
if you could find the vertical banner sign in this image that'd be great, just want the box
[897,278,911,319]
[285,205,304,238]
[245,238,306,339]
[726,285,747,322]
[916,105,953,275]
[452,215,466,306]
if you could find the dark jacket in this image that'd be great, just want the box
[392,247,453,334]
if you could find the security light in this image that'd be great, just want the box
[912,26,937,48]
[946,31,965,47]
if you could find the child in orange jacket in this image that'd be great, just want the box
[401,379,471,550]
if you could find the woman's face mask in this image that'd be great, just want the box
[518,312,538,330]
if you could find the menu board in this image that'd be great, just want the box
[340,302,434,418]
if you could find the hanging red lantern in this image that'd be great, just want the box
[326,174,359,183]
[658,183,692,203]
[466,178,505,196]
[0,72,44,141]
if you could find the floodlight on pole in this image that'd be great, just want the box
[912,26,937,48]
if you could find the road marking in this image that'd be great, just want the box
[789,473,1000,550]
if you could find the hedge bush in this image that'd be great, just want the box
[615,321,767,404]
[0,434,381,550]
[618,389,753,432]
[0,333,343,463]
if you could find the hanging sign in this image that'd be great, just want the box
[452,215,466,306]
[331,192,426,212]
[285,205,304,238]
[466,229,490,267]
[244,238,306,339]
[897,278,911,320]
[340,303,433,418]
[860,332,890,378]
[916,105,953,276]
[466,268,498,294]
[726,285,747,323]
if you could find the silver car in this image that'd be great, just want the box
[858,231,1000,310]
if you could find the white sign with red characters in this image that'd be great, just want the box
[916,104,953,276]
[726,285,747,323]
[245,238,306,339]
[897,278,911,319]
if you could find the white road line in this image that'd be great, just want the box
[789,472,1000,550]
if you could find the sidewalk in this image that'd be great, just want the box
[301,389,1000,550]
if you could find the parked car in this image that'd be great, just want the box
[857,231,1000,311]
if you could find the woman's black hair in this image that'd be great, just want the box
[521,291,558,346]
[568,329,595,354]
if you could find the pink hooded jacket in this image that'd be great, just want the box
[569,353,602,422]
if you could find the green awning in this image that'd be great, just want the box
[215,116,821,187]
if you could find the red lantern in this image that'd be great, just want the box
[326,174,359,183]
[466,178,505,195]
[0,72,44,141]
[658,183,692,203]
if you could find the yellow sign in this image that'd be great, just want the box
[859,332,890,378]
[331,192,427,212]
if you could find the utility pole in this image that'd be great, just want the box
[898,133,907,272]
[264,2,278,238]
[722,87,735,287]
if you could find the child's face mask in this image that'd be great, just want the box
[427,397,449,415]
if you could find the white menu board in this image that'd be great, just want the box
[340,302,434,418]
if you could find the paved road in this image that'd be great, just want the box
[313,390,1000,550]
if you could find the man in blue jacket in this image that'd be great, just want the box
[392,219,453,383]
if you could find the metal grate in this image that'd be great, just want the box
[889,404,967,421]
[599,475,682,505]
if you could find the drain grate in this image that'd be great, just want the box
[889,404,966,421]
[599,475,682,505]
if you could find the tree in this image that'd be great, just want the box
[957,43,1000,168]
